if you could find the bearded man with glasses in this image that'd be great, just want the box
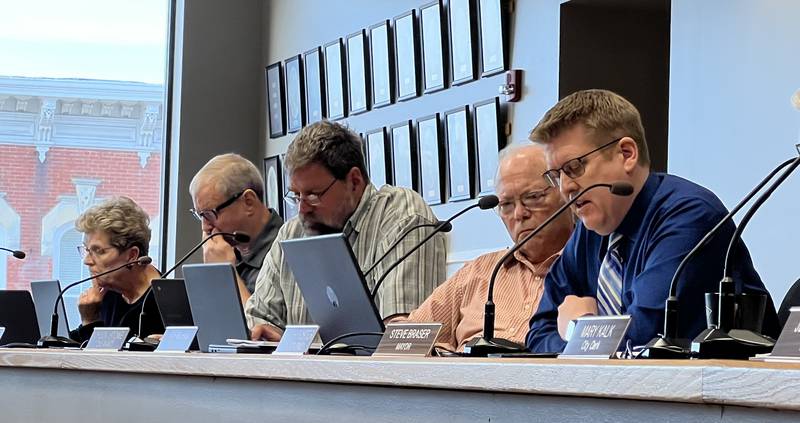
[246,120,446,342]
[526,89,779,353]
[190,153,284,303]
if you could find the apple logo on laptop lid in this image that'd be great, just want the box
[326,286,340,308]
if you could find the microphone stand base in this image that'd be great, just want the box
[691,328,775,359]
[463,337,527,357]
[640,336,692,359]
[37,335,81,349]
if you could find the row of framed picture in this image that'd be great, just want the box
[266,0,508,139]
[263,97,505,220]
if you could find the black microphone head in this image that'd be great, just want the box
[478,195,500,209]
[609,182,635,196]
[232,231,251,243]
[437,221,453,233]
[12,250,25,259]
[138,256,153,265]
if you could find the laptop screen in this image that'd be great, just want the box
[0,290,40,345]
[182,263,249,352]
[280,233,384,347]
[30,280,70,338]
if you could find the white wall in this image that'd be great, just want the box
[669,0,800,301]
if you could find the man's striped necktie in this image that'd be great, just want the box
[597,233,624,316]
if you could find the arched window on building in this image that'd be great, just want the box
[0,193,21,290]
[53,225,88,329]
[0,226,7,290]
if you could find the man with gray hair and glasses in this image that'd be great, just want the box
[190,153,284,303]
[405,143,573,352]
[246,120,446,341]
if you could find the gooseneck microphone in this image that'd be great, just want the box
[363,220,453,277]
[0,247,26,259]
[38,256,152,348]
[464,182,634,356]
[133,231,251,342]
[643,157,797,358]
[691,152,800,359]
[370,195,499,300]
[722,157,800,280]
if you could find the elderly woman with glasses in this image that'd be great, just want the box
[69,196,164,343]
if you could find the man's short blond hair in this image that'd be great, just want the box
[529,89,649,166]
[76,196,151,255]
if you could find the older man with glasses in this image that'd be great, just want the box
[526,89,779,353]
[190,153,284,303]
[404,143,574,352]
[246,120,446,342]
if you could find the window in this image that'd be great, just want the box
[0,226,6,290]
[0,0,171,328]
[0,193,21,290]
[55,227,89,327]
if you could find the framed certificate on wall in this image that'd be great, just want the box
[304,47,325,124]
[473,97,504,195]
[420,0,447,94]
[346,29,370,115]
[366,127,391,187]
[263,155,284,217]
[444,105,474,201]
[477,0,507,77]
[390,120,417,191]
[393,10,420,101]
[324,38,347,120]
[447,0,477,86]
[416,113,445,205]
[266,62,286,138]
[285,55,305,133]
[281,155,298,220]
[369,20,394,108]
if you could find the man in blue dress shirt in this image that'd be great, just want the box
[526,89,779,353]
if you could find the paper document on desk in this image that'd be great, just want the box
[225,338,279,348]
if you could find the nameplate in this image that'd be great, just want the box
[373,323,442,357]
[0,326,5,342]
[85,327,130,351]
[559,315,631,359]
[769,307,800,358]
[273,325,319,355]
[155,326,198,352]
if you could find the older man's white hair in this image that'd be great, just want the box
[190,153,265,200]
[494,142,547,186]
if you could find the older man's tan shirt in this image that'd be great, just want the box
[246,184,447,329]
[407,249,559,352]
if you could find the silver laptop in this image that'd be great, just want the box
[182,263,249,352]
[30,280,70,338]
[280,233,384,348]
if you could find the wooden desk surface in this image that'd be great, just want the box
[0,349,798,412]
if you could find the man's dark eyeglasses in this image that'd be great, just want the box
[190,190,246,222]
[542,138,623,188]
